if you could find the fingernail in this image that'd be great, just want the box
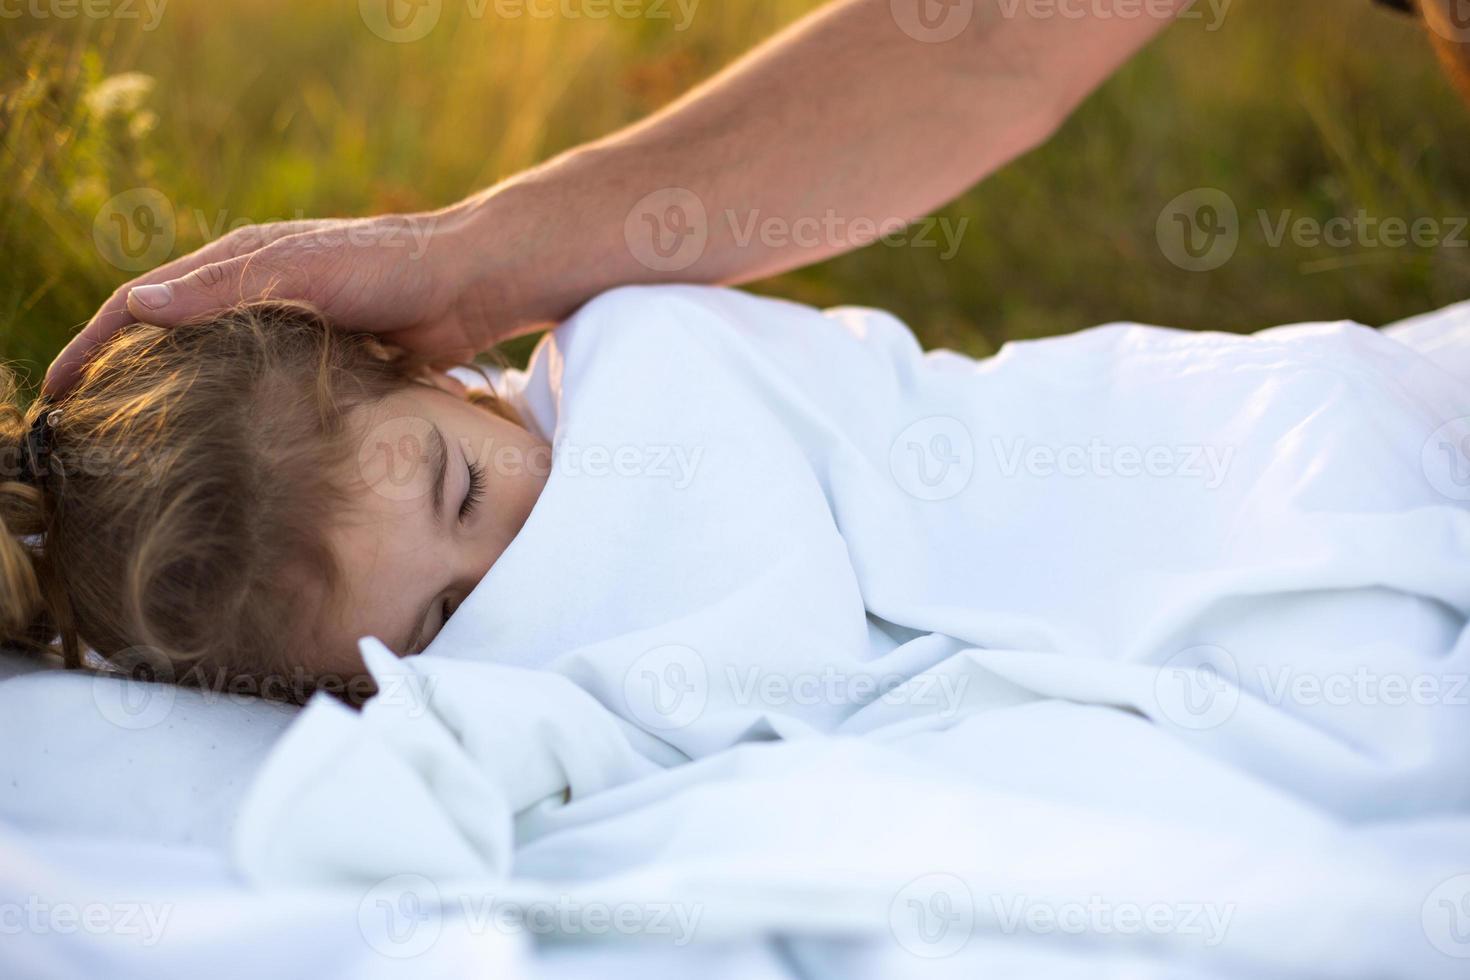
[131,283,173,309]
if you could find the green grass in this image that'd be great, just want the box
[3,0,1468,381]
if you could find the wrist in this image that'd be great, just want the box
[440,147,632,342]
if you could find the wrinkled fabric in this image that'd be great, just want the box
[233,287,1470,977]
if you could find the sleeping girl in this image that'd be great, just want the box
[0,301,548,702]
[3,282,1470,822]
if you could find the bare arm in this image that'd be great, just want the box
[48,0,1180,392]
[1419,0,1470,103]
[459,0,1181,326]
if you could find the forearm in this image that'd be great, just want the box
[447,0,1182,335]
[1419,1,1470,103]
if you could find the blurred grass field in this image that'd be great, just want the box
[2,0,1469,381]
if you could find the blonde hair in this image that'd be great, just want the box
[0,302,507,702]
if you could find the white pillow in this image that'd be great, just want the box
[0,651,297,852]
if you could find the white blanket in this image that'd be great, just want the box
[233,287,1470,977]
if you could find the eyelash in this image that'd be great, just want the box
[415,460,485,651]
[459,460,486,521]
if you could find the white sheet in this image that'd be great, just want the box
[0,651,297,850]
[224,286,1470,977]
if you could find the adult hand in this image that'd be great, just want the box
[45,209,511,395]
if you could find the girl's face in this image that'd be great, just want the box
[307,374,548,680]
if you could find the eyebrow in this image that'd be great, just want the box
[398,424,449,654]
[428,423,449,524]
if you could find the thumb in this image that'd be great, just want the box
[125,245,315,326]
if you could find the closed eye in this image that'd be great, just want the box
[460,459,486,521]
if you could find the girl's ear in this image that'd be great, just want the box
[420,369,469,398]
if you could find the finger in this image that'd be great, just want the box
[123,240,322,327]
[44,319,120,397]
[381,323,478,365]
[98,219,335,330]
[43,220,336,396]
